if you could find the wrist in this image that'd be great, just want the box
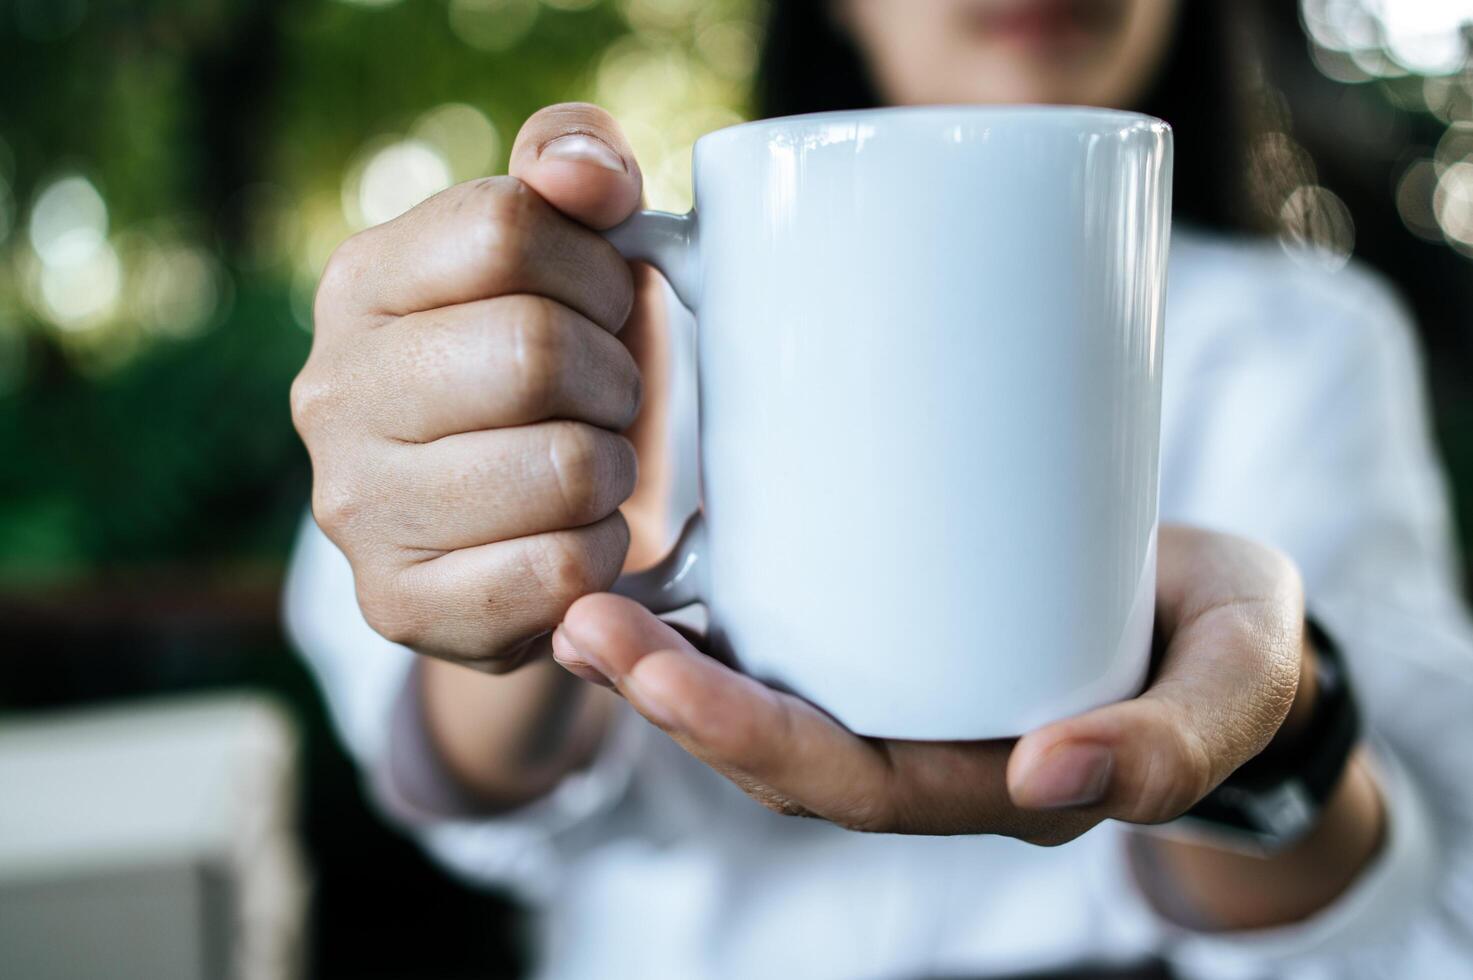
[1137,745,1385,931]
[420,656,614,811]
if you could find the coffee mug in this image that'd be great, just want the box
[606,106,1171,740]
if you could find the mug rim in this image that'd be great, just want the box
[695,103,1170,152]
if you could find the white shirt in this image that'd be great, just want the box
[284,229,1473,979]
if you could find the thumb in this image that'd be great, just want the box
[510,102,643,230]
[1007,532,1305,824]
[550,592,695,688]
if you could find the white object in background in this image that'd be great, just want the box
[0,694,307,980]
[609,105,1173,740]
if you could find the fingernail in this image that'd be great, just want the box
[551,625,613,687]
[540,133,626,173]
[1020,744,1114,809]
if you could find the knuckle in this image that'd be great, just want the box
[530,530,603,604]
[355,572,423,647]
[313,234,368,323]
[310,475,363,539]
[609,435,638,502]
[289,368,335,435]
[508,298,567,417]
[546,423,619,525]
[473,176,537,281]
[607,343,644,429]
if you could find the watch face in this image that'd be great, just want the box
[1169,814,1280,857]
[1234,782,1316,841]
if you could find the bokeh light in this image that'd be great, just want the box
[1303,1,1473,77]
[594,17,748,211]
[622,0,701,34]
[345,138,453,229]
[24,174,123,330]
[1435,159,1473,248]
[1398,158,1445,239]
[29,175,108,268]
[33,239,122,330]
[130,239,226,339]
[410,103,501,181]
[1279,184,1357,271]
[1374,0,1473,76]
[1302,0,1473,260]
[1422,73,1473,121]
[448,0,540,51]
[1436,120,1473,170]
[696,19,759,81]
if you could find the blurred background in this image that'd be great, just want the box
[0,0,1469,977]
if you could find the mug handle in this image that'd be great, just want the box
[603,210,706,613]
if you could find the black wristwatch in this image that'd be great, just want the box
[1175,616,1361,853]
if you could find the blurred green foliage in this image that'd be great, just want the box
[0,0,752,586]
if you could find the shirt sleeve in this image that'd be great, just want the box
[1134,257,1473,976]
[281,515,651,902]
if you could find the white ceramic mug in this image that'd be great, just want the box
[607,106,1171,740]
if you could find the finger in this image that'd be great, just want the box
[385,421,637,552]
[357,513,631,669]
[1008,528,1304,824]
[316,176,634,329]
[557,594,899,830]
[355,295,642,441]
[509,102,644,230]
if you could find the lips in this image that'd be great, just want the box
[961,0,1123,46]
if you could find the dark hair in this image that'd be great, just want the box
[755,2,1281,234]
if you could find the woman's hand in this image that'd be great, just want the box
[551,524,1310,843]
[292,104,660,673]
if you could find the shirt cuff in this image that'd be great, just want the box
[371,659,649,901]
[1106,739,1437,979]
[373,659,511,823]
